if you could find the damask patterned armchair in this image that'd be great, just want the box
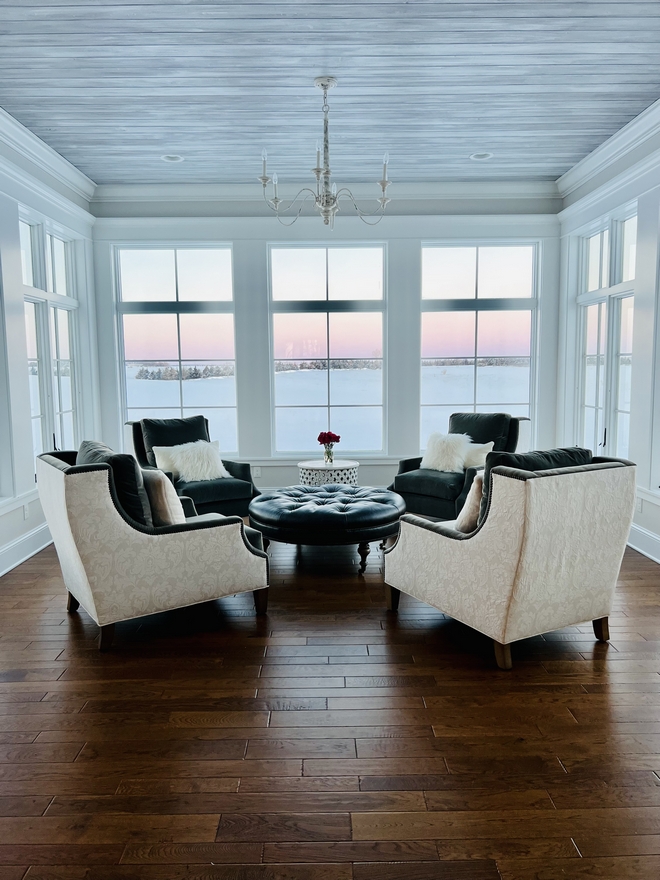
[36,451,269,651]
[385,451,636,669]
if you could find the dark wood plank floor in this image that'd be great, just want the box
[0,542,660,879]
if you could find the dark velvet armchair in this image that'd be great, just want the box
[129,415,260,518]
[390,413,529,520]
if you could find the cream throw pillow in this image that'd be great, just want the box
[420,432,472,473]
[454,472,484,534]
[464,441,494,469]
[141,468,186,526]
[154,439,230,482]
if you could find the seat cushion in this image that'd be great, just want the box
[393,468,465,501]
[76,440,152,526]
[140,415,209,466]
[174,476,253,507]
[449,412,512,451]
[479,446,593,523]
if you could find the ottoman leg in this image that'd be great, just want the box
[358,542,370,573]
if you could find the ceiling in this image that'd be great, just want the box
[1,1,660,187]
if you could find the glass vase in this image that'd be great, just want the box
[323,444,334,465]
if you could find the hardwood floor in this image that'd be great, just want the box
[0,541,659,878]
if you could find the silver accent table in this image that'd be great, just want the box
[297,459,360,487]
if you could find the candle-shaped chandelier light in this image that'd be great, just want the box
[259,77,391,228]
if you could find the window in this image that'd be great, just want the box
[420,245,535,444]
[50,307,76,448]
[118,248,237,454]
[46,233,69,295]
[25,301,44,461]
[19,221,35,287]
[270,247,384,453]
[578,213,636,456]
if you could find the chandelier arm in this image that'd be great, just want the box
[262,187,318,215]
[336,189,387,224]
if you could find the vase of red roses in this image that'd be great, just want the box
[318,431,341,465]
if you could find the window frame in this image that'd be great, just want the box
[419,239,539,447]
[267,242,387,457]
[114,243,239,454]
[575,208,637,456]
[20,211,80,459]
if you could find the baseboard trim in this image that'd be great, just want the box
[628,524,660,565]
[0,523,52,577]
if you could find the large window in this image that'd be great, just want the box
[22,218,78,463]
[578,212,636,457]
[117,248,237,454]
[420,245,535,443]
[270,246,384,453]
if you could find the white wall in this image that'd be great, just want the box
[93,212,560,490]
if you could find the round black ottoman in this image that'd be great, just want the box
[248,485,406,572]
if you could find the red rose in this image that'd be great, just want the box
[317,431,341,445]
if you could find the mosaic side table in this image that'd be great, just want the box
[297,459,360,487]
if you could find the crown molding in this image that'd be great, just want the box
[93,179,558,204]
[0,150,95,230]
[557,97,660,200]
[0,106,96,204]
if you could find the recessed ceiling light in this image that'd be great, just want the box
[161,154,184,163]
[469,152,494,161]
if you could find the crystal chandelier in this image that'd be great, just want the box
[259,77,391,228]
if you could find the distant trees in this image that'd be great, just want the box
[133,364,234,380]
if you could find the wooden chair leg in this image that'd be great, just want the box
[98,624,115,652]
[253,587,269,615]
[385,584,400,612]
[593,616,610,642]
[494,640,513,670]
[66,592,79,613]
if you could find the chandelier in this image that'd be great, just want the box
[259,77,391,228]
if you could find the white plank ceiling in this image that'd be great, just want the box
[1,1,660,186]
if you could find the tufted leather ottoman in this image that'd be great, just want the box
[248,484,406,572]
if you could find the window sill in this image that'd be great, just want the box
[0,490,40,515]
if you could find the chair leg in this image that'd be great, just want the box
[66,592,79,613]
[98,624,115,652]
[253,587,269,616]
[593,616,610,642]
[385,584,400,612]
[494,641,512,670]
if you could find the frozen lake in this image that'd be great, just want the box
[125,364,530,452]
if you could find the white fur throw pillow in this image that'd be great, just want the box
[153,440,230,482]
[454,472,484,534]
[420,432,472,473]
[464,441,494,469]
[141,468,186,526]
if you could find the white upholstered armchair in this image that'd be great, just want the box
[385,457,636,669]
[37,452,269,650]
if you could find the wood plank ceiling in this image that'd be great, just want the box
[0,1,660,186]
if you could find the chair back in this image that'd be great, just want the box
[129,417,210,468]
[448,412,518,452]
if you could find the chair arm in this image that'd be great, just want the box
[179,495,197,517]
[222,459,259,495]
[398,513,472,541]
[152,514,268,559]
[454,466,482,513]
[397,457,423,475]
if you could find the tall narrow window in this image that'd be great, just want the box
[420,245,534,444]
[50,308,76,448]
[614,297,634,458]
[46,233,69,295]
[578,214,636,457]
[270,247,384,453]
[25,301,44,461]
[582,302,607,453]
[118,248,237,453]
